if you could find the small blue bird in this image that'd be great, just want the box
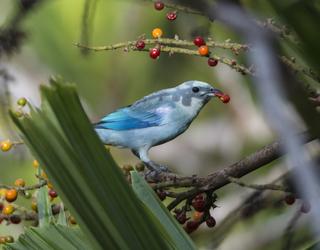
[95,80,224,173]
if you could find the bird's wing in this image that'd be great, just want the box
[94,106,165,131]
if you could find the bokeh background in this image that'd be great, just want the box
[1,1,317,249]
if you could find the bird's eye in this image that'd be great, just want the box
[192,87,200,93]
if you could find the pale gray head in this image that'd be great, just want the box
[173,80,223,107]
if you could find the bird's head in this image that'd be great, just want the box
[175,80,229,107]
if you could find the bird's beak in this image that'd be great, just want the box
[207,88,224,97]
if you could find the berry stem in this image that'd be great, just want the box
[75,38,248,53]
[0,179,47,192]
[75,42,252,75]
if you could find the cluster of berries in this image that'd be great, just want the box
[1,97,29,152]
[0,179,28,229]
[0,160,60,230]
[134,28,163,59]
[133,2,225,68]
[173,193,217,234]
[193,36,220,67]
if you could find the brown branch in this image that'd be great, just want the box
[0,179,47,191]
[256,18,299,45]
[281,56,320,83]
[163,133,314,210]
[226,176,290,192]
[75,42,252,75]
[75,38,248,52]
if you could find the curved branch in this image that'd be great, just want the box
[164,133,315,210]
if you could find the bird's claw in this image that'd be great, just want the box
[144,167,170,181]
[144,170,160,180]
[158,165,170,173]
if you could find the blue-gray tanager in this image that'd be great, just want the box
[95,80,226,173]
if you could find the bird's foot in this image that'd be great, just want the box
[143,161,171,181]
[143,161,171,173]
[144,169,161,181]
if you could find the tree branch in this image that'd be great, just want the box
[161,133,315,210]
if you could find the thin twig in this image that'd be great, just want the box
[0,180,47,191]
[256,18,299,45]
[280,56,320,83]
[226,175,290,192]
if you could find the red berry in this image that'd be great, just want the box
[219,94,230,103]
[284,194,296,205]
[154,1,164,11]
[9,214,21,224]
[301,201,311,213]
[48,189,58,198]
[184,221,200,234]
[166,12,177,21]
[192,198,206,212]
[208,58,218,67]
[193,36,206,47]
[135,40,145,50]
[206,216,216,228]
[175,212,188,224]
[149,47,160,59]
[231,59,237,65]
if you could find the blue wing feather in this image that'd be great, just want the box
[94,107,163,131]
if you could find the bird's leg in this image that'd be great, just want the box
[132,149,171,176]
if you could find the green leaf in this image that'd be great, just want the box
[131,171,196,250]
[57,203,67,226]
[10,78,189,249]
[4,225,92,250]
[37,183,52,227]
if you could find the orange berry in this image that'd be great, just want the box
[5,189,18,202]
[198,45,209,56]
[2,204,14,215]
[14,178,25,187]
[152,28,163,38]
[192,211,203,221]
[32,159,39,168]
[1,140,13,152]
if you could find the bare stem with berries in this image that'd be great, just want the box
[75,41,252,75]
